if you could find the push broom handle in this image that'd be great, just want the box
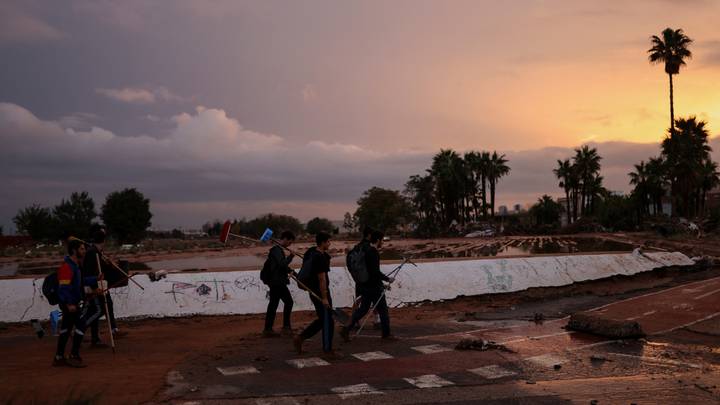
[96,254,116,353]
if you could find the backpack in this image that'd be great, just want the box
[260,257,272,285]
[296,249,316,291]
[42,272,59,306]
[346,244,369,284]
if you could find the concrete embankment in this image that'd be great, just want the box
[0,251,694,322]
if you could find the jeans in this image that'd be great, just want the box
[299,295,334,352]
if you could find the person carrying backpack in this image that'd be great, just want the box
[53,238,102,368]
[261,231,296,337]
[293,232,335,356]
[340,230,396,341]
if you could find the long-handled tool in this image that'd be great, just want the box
[355,256,417,336]
[219,221,349,325]
[96,254,116,353]
[219,221,304,258]
[68,236,144,291]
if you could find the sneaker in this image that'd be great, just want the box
[66,355,87,368]
[90,341,109,349]
[339,326,350,342]
[281,327,294,336]
[293,335,303,354]
[262,330,280,338]
[52,356,67,367]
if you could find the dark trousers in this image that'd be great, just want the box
[264,284,293,331]
[90,293,117,342]
[56,302,101,357]
[348,285,390,337]
[299,295,333,352]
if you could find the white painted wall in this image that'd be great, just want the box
[0,251,694,322]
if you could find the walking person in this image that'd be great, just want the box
[293,232,335,355]
[341,230,396,341]
[83,225,125,346]
[261,231,296,337]
[53,239,101,367]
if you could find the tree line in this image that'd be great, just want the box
[12,188,152,243]
[206,213,338,239]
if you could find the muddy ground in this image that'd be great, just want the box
[1,261,718,403]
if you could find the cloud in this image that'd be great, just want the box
[95,86,186,104]
[1,102,718,232]
[0,4,66,44]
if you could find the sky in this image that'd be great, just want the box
[1,0,719,232]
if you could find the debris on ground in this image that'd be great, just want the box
[533,312,545,324]
[567,311,645,338]
[455,338,515,353]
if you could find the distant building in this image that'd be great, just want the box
[513,204,523,213]
[498,205,508,216]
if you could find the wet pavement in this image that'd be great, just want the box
[159,277,720,404]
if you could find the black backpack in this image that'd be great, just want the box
[296,249,316,290]
[346,243,369,284]
[42,272,59,305]
[260,257,272,285]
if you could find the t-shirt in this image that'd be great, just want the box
[304,246,331,297]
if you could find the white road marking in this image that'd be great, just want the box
[404,374,455,389]
[469,364,517,379]
[588,276,720,312]
[286,357,330,369]
[606,352,702,369]
[694,288,720,300]
[411,344,452,354]
[526,354,567,368]
[502,331,574,344]
[331,383,383,399]
[352,351,394,362]
[217,365,260,376]
[651,311,720,335]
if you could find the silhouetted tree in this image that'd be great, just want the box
[13,204,53,241]
[648,28,692,135]
[101,188,152,243]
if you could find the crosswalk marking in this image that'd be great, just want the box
[468,364,517,379]
[331,383,383,399]
[352,351,394,361]
[216,365,260,376]
[404,374,455,389]
[411,344,452,354]
[286,357,330,369]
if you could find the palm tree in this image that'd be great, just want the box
[554,159,573,224]
[629,161,650,214]
[487,151,510,218]
[646,156,666,215]
[431,149,465,226]
[662,117,712,217]
[479,151,491,218]
[648,28,693,134]
[573,145,602,215]
[699,159,720,213]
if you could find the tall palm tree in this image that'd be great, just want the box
[487,151,510,218]
[554,159,573,224]
[648,28,693,134]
